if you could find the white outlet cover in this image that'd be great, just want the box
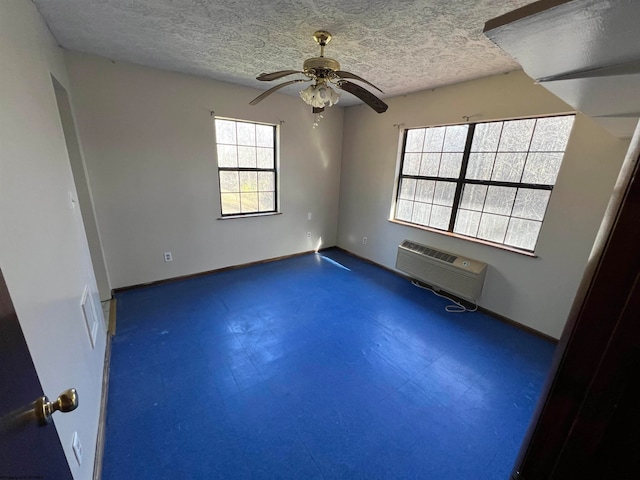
[72,431,82,465]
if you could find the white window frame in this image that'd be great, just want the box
[214,117,279,218]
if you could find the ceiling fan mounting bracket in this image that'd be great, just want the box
[313,31,332,47]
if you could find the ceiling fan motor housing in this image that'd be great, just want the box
[303,57,340,76]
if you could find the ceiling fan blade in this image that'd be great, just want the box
[249,79,308,106]
[257,70,304,81]
[335,70,384,93]
[337,81,388,113]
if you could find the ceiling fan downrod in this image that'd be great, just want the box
[313,30,332,57]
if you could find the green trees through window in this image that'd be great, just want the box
[215,118,277,216]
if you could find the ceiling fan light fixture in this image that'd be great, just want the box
[300,83,340,109]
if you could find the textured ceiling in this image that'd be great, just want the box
[33,0,534,106]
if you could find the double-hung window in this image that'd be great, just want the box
[394,115,575,252]
[214,118,278,216]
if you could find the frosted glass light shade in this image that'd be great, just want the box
[300,83,340,108]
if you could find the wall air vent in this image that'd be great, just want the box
[396,240,488,302]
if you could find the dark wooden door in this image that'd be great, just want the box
[0,269,73,478]
[512,148,640,478]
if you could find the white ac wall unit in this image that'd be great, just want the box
[396,240,488,302]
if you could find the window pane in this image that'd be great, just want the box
[221,192,240,214]
[394,115,573,252]
[439,153,463,178]
[454,209,481,237]
[477,213,509,243]
[396,199,413,221]
[406,129,425,152]
[460,184,487,211]
[484,186,516,215]
[239,171,258,192]
[215,119,277,217]
[512,189,551,221]
[442,125,469,152]
[259,192,275,211]
[257,171,275,192]
[491,152,527,182]
[419,153,440,176]
[466,153,494,180]
[240,192,259,213]
[238,146,256,168]
[415,179,435,203]
[521,153,564,185]
[505,218,542,251]
[399,178,417,200]
[429,205,451,230]
[424,127,446,151]
[433,181,456,206]
[237,122,256,146]
[219,171,239,193]
[471,122,501,152]
[530,116,574,152]
[402,153,421,175]
[411,202,431,226]
[256,147,274,169]
[255,124,274,148]
[215,119,236,144]
[498,119,535,152]
[217,145,237,168]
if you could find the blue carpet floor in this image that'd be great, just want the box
[102,248,555,479]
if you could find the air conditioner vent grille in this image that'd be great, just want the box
[396,240,488,301]
[400,240,457,264]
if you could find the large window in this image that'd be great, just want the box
[394,115,575,252]
[214,118,277,216]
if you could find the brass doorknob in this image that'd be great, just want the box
[35,388,78,426]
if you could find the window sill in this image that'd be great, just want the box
[217,212,282,220]
[388,218,538,258]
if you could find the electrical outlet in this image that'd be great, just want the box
[72,431,83,466]
[163,252,173,262]
[362,237,368,245]
[306,232,311,239]
[308,212,312,220]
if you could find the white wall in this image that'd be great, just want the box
[65,52,344,289]
[337,71,629,339]
[0,2,106,479]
